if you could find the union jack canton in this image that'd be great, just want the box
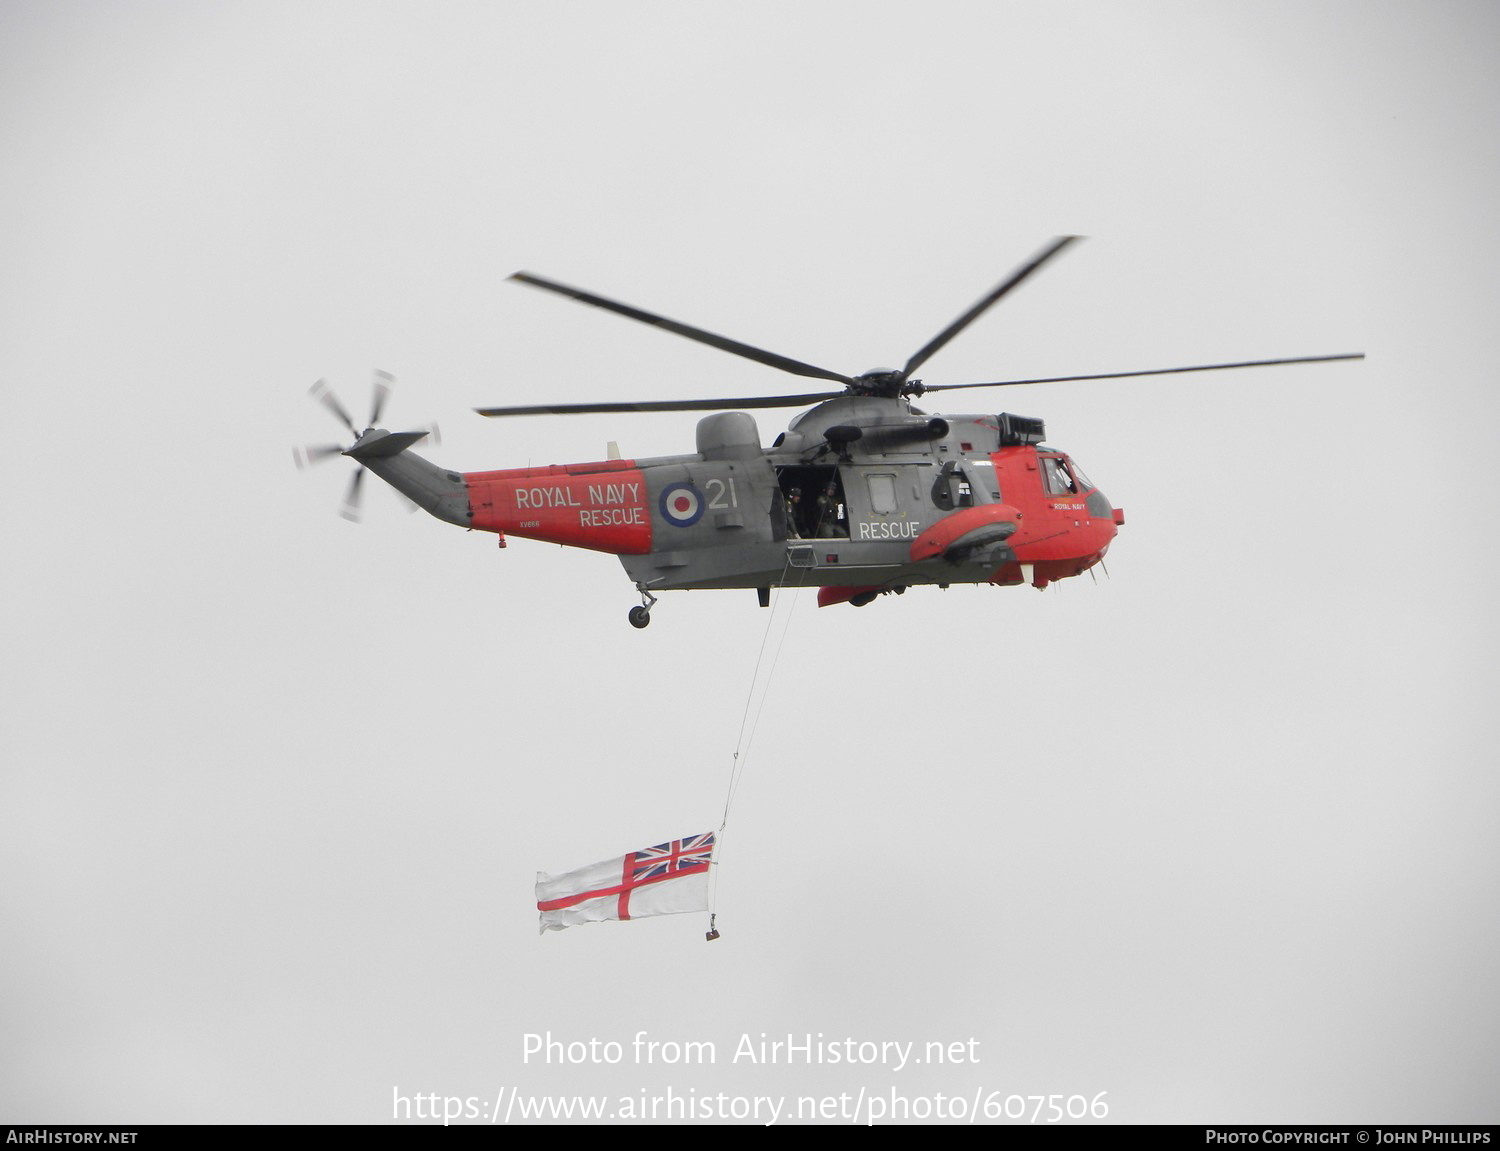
[632,832,716,882]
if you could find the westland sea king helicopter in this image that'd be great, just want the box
[297,237,1362,627]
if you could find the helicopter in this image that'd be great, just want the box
[297,236,1362,628]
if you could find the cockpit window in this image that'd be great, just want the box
[1041,456,1078,496]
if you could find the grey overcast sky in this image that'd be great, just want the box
[2,0,1497,1126]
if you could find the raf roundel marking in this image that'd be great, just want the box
[659,482,705,527]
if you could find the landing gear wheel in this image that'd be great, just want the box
[629,584,659,629]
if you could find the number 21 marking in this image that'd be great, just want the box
[705,477,737,510]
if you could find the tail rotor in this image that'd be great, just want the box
[294,371,440,522]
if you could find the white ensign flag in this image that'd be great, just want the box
[535,832,715,934]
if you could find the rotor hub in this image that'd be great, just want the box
[851,368,905,397]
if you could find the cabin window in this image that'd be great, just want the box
[967,458,1001,501]
[867,473,897,515]
[931,462,975,511]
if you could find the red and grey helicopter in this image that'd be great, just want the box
[298,237,1361,627]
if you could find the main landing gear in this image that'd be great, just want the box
[628,585,658,629]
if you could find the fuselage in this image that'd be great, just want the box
[436,396,1122,601]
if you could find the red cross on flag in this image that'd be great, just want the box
[535,832,716,934]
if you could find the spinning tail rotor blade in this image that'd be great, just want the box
[367,370,394,427]
[310,378,359,436]
[338,467,366,523]
[293,443,347,469]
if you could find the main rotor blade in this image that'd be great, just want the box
[915,353,1366,395]
[509,272,855,386]
[476,391,847,418]
[901,236,1080,381]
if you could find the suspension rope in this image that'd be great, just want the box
[708,477,847,929]
[708,542,815,920]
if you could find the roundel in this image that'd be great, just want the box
[659,482,705,527]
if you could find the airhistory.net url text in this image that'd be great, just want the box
[392,1085,1110,1125]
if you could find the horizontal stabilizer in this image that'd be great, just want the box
[343,429,430,461]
